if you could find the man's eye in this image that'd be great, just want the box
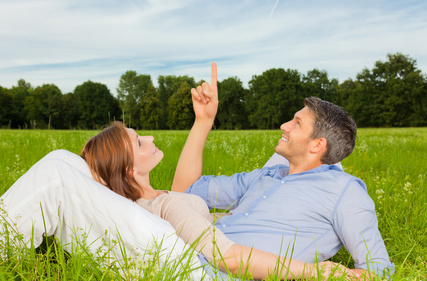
[138,139,141,147]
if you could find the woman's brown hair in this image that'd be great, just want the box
[81,121,141,201]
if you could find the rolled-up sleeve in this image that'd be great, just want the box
[185,169,266,210]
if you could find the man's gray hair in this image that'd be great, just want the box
[304,97,357,164]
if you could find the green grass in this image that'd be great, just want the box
[0,128,426,280]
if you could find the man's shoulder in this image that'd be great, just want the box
[327,166,368,192]
[295,165,367,194]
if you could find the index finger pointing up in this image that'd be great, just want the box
[211,62,217,88]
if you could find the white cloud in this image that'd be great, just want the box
[1,0,426,94]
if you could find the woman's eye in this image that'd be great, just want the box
[138,139,141,147]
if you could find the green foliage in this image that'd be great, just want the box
[342,53,427,127]
[61,92,80,129]
[217,77,249,129]
[1,52,426,129]
[140,83,163,130]
[303,69,340,104]
[167,82,194,129]
[0,87,14,128]
[0,128,426,280]
[117,71,152,129]
[74,81,121,129]
[24,84,63,129]
[158,75,196,129]
[8,79,32,128]
[247,68,305,129]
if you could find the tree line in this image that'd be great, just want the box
[1,53,426,130]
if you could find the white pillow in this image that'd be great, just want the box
[1,149,204,279]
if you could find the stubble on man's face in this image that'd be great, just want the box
[275,107,315,163]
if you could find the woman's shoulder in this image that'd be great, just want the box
[167,191,210,214]
[167,190,205,203]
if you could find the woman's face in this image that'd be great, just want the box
[126,128,164,177]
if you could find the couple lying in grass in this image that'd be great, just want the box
[1,63,393,280]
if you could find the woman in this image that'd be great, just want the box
[77,63,355,280]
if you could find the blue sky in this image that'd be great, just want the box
[1,0,426,94]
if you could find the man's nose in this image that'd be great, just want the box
[280,121,291,132]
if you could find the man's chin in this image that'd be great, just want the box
[274,148,288,158]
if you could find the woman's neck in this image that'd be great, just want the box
[134,174,162,199]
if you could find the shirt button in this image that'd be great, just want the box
[262,195,267,199]
[244,213,249,216]
[281,180,285,184]
[222,224,226,228]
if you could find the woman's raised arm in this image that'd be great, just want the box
[171,63,218,193]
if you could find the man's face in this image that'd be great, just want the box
[275,107,316,164]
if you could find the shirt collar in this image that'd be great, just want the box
[283,164,343,179]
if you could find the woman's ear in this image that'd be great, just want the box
[126,167,136,178]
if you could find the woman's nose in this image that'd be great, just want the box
[143,136,155,142]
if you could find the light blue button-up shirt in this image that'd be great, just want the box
[185,164,393,277]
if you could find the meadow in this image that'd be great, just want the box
[0,128,425,280]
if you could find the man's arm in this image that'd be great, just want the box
[333,180,393,278]
[171,63,218,193]
[153,192,358,280]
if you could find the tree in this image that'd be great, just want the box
[216,77,249,129]
[61,92,80,129]
[351,53,427,127]
[140,83,163,129]
[337,78,360,120]
[0,87,14,128]
[167,82,194,129]
[23,84,63,129]
[158,75,195,129]
[39,84,63,129]
[117,71,152,129]
[8,79,32,128]
[74,81,121,129]
[24,89,46,129]
[247,68,305,129]
[303,69,340,104]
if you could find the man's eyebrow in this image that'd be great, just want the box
[294,114,303,125]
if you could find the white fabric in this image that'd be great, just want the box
[263,152,343,170]
[0,149,204,280]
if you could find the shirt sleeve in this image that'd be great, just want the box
[332,179,394,277]
[185,168,265,210]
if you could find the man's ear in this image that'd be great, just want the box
[310,137,327,154]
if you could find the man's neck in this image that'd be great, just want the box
[288,159,323,175]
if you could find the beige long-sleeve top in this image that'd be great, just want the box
[136,191,235,262]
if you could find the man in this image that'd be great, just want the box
[172,63,393,279]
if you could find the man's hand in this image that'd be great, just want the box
[190,62,218,121]
[350,268,374,280]
[316,261,361,280]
